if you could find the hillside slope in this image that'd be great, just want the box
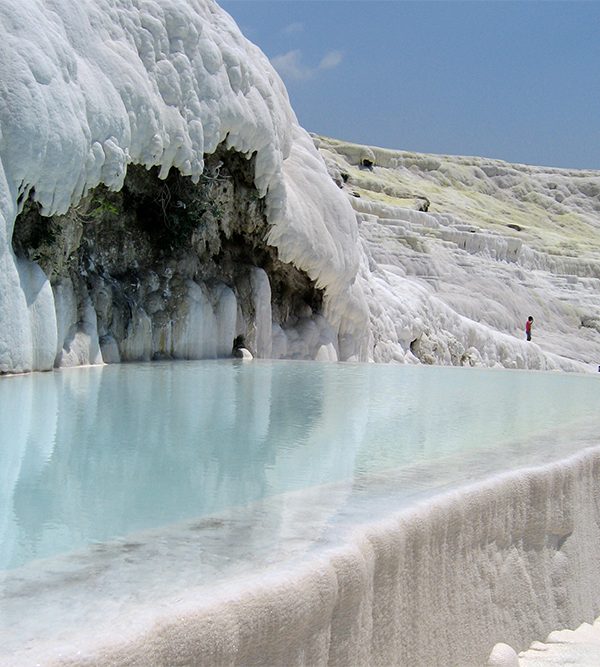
[318,136,600,371]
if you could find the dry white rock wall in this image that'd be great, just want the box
[0,0,367,374]
[1,0,599,374]
[318,137,600,372]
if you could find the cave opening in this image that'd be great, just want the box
[11,146,325,360]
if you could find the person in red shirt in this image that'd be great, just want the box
[525,316,534,341]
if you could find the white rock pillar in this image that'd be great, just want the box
[213,283,238,357]
[250,267,272,359]
[0,170,38,373]
[172,280,218,360]
[16,258,58,371]
[54,280,103,368]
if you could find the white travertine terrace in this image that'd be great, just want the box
[1,1,600,664]
[317,137,600,372]
[2,1,599,375]
[0,0,366,373]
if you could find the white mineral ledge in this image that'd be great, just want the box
[488,616,600,666]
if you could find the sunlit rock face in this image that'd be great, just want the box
[1,0,599,374]
[318,137,600,372]
[0,0,367,373]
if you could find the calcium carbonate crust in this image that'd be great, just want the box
[7,445,599,666]
[0,0,367,373]
[1,0,598,375]
[317,136,600,373]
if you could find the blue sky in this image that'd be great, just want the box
[220,1,599,170]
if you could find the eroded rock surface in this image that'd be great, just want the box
[12,148,329,365]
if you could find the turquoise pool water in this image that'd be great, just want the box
[1,360,599,572]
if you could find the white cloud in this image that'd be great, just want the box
[271,50,313,81]
[319,50,343,71]
[271,49,344,82]
[282,21,304,35]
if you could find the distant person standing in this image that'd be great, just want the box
[525,316,534,341]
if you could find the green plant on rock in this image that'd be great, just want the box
[89,198,120,218]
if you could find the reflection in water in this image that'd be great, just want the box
[1,361,600,571]
[2,361,341,570]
